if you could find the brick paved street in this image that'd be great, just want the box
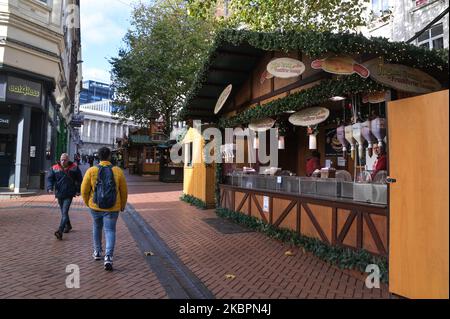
[0,165,395,299]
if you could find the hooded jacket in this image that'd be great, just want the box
[47,161,83,198]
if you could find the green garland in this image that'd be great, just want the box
[219,74,384,128]
[180,29,449,120]
[180,193,208,210]
[217,207,389,283]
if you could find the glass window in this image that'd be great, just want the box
[431,24,444,37]
[417,23,444,50]
[371,0,390,16]
[432,37,444,49]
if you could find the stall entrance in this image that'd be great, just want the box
[388,89,449,299]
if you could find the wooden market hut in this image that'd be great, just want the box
[180,29,449,298]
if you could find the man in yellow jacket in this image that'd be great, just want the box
[81,147,128,271]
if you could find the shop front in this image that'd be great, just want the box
[180,30,449,298]
[0,72,54,191]
[126,133,169,175]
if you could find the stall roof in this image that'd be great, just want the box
[181,29,449,121]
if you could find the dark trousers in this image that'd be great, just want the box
[57,197,73,232]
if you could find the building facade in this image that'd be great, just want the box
[78,100,138,156]
[79,80,114,105]
[0,0,81,191]
[361,0,449,49]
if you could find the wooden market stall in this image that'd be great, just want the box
[180,29,449,298]
[182,125,216,207]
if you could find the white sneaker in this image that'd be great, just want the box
[104,255,113,271]
[92,250,102,261]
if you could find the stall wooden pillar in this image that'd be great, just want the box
[388,90,449,299]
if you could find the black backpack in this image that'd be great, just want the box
[93,165,117,209]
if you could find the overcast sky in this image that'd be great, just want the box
[80,0,137,84]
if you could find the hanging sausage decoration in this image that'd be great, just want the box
[352,122,366,160]
[371,116,387,149]
[336,125,348,158]
[361,120,376,157]
[311,56,370,78]
[344,125,356,160]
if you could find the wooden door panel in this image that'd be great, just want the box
[388,90,449,299]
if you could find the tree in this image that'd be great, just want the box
[110,0,213,135]
[186,0,369,32]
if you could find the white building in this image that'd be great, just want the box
[78,100,138,155]
[360,0,449,49]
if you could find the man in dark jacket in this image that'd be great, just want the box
[47,153,83,240]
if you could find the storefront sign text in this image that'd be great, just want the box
[0,115,10,129]
[6,77,42,105]
[365,60,441,93]
[289,107,330,126]
[267,58,305,78]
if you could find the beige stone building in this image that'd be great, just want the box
[0,0,81,192]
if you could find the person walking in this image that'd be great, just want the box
[81,147,128,271]
[47,153,83,240]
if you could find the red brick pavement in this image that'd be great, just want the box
[0,194,167,299]
[127,182,395,299]
[0,167,395,299]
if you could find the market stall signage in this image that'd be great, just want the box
[362,90,390,104]
[6,76,42,105]
[248,117,276,132]
[311,56,369,78]
[288,107,330,126]
[130,135,151,144]
[364,60,441,94]
[266,58,305,79]
[214,84,232,114]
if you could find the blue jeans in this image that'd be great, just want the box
[57,197,73,232]
[90,210,119,257]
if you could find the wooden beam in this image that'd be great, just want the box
[302,203,330,244]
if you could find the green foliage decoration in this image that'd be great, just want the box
[216,207,389,283]
[180,193,208,210]
[180,29,448,122]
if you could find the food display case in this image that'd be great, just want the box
[353,182,388,205]
[299,177,317,195]
[316,178,341,197]
[225,172,387,205]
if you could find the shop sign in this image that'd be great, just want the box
[267,58,305,79]
[289,107,330,127]
[311,56,370,78]
[364,59,441,94]
[30,146,36,158]
[0,115,10,129]
[6,76,42,105]
[248,117,275,132]
[130,135,151,144]
[70,114,84,127]
[214,84,232,114]
[362,91,390,104]
[325,127,343,156]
